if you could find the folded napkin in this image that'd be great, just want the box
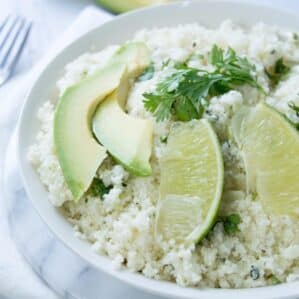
[0,6,112,299]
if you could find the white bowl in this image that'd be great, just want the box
[17,1,299,298]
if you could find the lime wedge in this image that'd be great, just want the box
[232,103,299,217]
[155,120,224,244]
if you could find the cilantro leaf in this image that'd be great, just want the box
[143,45,263,121]
[89,178,112,198]
[143,92,175,121]
[218,213,242,235]
[265,58,290,87]
[209,44,224,65]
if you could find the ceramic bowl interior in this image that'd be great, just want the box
[17,1,299,298]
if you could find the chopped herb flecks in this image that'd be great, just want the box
[250,266,260,280]
[251,191,258,201]
[269,274,281,285]
[217,213,242,235]
[289,101,299,116]
[160,136,168,143]
[265,58,290,87]
[162,58,172,68]
[288,101,299,130]
[212,213,242,235]
[143,45,263,122]
[89,178,112,198]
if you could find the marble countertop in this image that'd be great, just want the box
[0,0,97,77]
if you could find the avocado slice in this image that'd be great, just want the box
[54,42,150,200]
[54,63,125,200]
[92,85,153,176]
[96,0,169,14]
[92,44,153,176]
[112,42,150,78]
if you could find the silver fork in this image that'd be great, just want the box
[0,15,32,86]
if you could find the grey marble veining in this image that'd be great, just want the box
[3,131,165,299]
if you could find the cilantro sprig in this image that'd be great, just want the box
[143,45,263,122]
[265,58,290,87]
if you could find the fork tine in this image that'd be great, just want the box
[0,17,25,67]
[0,15,18,49]
[0,16,9,31]
[4,20,32,71]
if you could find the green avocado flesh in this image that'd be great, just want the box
[92,44,153,176]
[96,0,168,13]
[54,42,151,200]
[92,89,153,176]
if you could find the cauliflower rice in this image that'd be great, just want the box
[28,20,299,288]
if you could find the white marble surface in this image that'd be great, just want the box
[0,0,96,77]
[1,1,299,299]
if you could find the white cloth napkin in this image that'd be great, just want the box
[0,6,112,299]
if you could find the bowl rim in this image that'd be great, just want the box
[17,1,299,298]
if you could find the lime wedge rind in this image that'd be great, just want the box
[231,103,299,217]
[187,120,224,243]
[155,119,224,244]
